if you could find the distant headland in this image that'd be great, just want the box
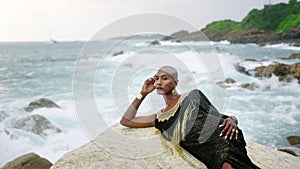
[169,0,300,46]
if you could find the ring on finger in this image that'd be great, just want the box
[235,130,238,133]
[232,128,235,132]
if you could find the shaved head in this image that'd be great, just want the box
[159,66,178,80]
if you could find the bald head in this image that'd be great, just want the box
[158,66,178,80]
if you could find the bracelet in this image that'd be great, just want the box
[229,115,238,125]
[136,93,144,100]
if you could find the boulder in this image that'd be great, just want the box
[1,152,52,169]
[148,40,160,46]
[13,114,62,137]
[287,136,300,147]
[112,51,124,57]
[239,82,259,90]
[50,124,300,169]
[0,110,10,122]
[24,98,60,112]
[216,78,236,88]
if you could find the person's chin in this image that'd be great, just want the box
[156,90,165,95]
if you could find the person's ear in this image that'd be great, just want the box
[173,79,178,87]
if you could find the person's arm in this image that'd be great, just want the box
[120,78,156,128]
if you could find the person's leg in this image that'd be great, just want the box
[221,162,235,169]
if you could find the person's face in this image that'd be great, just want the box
[153,69,178,95]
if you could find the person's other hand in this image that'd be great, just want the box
[219,118,238,140]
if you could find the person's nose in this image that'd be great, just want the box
[155,78,162,86]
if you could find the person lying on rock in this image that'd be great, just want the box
[120,65,259,169]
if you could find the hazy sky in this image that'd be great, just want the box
[0,0,290,41]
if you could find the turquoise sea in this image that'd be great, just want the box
[0,36,300,166]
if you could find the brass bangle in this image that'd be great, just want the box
[229,115,238,125]
[136,93,144,100]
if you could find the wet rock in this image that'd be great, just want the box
[148,40,160,46]
[287,136,300,147]
[112,51,124,57]
[278,149,298,156]
[24,98,60,112]
[216,78,236,88]
[0,110,10,122]
[1,152,52,169]
[235,64,251,76]
[13,114,62,137]
[254,63,300,83]
[239,83,259,90]
[288,53,300,59]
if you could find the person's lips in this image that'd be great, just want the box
[156,87,163,90]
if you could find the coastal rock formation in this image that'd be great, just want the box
[287,53,300,59]
[254,63,300,83]
[169,30,208,42]
[1,152,52,169]
[13,114,62,137]
[216,78,236,88]
[235,53,300,84]
[50,124,300,169]
[24,98,60,112]
[287,136,300,147]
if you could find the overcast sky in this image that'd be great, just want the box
[0,0,290,42]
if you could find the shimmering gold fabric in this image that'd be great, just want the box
[155,89,260,169]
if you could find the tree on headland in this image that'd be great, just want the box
[289,0,297,5]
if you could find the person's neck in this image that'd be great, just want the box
[163,93,180,107]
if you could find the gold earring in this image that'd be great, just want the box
[172,89,177,95]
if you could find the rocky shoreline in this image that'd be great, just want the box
[1,98,300,168]
[167,28,300,47]
[216,53,300,91]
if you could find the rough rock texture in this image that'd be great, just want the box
[287,136,300,147]
[13,114,62,137]
[254,63,300,83]
[1,152,52,169]
[235,54,300,84]
[50,124,300,169]
[24,98,60,112]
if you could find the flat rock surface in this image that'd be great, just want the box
[51,124,300,169]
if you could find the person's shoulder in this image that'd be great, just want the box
[189,89,201,95]
[181,89,201,98]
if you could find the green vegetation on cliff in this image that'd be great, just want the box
[203,20,239,36]
[203,1,300,35]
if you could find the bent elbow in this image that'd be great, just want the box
[120,118,130,127]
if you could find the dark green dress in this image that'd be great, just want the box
[154,89,260,169]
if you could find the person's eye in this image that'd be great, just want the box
[163,77,168,80]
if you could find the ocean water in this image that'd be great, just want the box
[0,37,300,166]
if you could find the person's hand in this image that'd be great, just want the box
[219,117,238,140]
[140,77,156,96]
